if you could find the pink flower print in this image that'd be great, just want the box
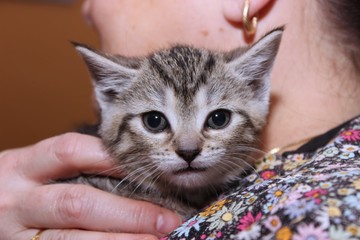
[290,154,305,161]
[260,170,276,180]
[304,188,328,204]
[264,215,282,232]
[237,212,262,231]
[340,130,360,141]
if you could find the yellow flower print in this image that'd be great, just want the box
[256,154,281,170]
[347,224,360,237]
[199,199,230,217]
[320,182,332,189]
[270,218,280,228]
[284,161,298,171]
[264,204,274,213]
[246,196,257,205]
[207,201,246,231]
[337,188,355,195]
[256,161,272,171]
[266,154,276,162]
[352,179,360,190]
[258,153,276,163]
[274,190,283,197]
[221,212,233,222]
[243,192,253,198]
[327,198,342,207]
[328,206,342,217]
[276,226,292,240]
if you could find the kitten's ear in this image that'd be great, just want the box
[225,27,283,97]
[73,42,140,102]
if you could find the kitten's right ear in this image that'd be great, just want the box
[224,27,283,99]
[73,42,140,102]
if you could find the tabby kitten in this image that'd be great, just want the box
[71,28,282,218]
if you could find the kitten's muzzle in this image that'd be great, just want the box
[175,149,201,163]
[173,166,207,175]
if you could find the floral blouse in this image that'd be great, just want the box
[164,116,360,240]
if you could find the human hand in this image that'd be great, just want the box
[0,133,180,240]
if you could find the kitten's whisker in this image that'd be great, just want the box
[225,151,261,161]
[93,166,124,177]
[234,145,267,155]
[234,146,260,152]
[221,163,247,181]
[216,161,235,174]
[82,158,153,178]
[222,154,260,179]
[225,150,259,163]
[111,162,157,192]
[121,163,158,191]
[131,166,159,195]
[145,170,165,193]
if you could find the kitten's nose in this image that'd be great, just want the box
[175,149,201,163]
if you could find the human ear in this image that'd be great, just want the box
[222,0,271,23]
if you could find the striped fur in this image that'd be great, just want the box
[72,28,283,218]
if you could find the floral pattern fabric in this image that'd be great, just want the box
[165,117,360,240]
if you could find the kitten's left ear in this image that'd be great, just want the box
[225,27,283,96]
[73,42,141,103]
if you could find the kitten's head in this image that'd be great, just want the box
[75,28,283,190]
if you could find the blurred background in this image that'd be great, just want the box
[0,0,99,149]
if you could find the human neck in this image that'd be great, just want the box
[259,23,360,151]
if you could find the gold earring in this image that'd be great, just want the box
[242,0,257,36]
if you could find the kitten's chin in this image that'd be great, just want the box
[168,168,219,189]
[173,166,207,175]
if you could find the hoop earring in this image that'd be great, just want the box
[242,0,257,36]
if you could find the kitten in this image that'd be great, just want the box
[70,28,283,219]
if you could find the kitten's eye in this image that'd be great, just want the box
[143,111,168,133]
[206,109,231,129]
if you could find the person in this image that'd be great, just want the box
[1,0,360,239]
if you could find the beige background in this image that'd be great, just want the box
[0,0,99,149]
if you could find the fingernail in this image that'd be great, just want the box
[156,212,182,235]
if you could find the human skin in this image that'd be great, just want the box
[1,0,360,239]
[0,133,180,239]
[82,0,360,151]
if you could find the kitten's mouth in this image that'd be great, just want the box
[173,166,207,175]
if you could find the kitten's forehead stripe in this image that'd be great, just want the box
[111,114,136,145]
[148,46,216,104]
[204,54,216,73]
[236,110,257,133]
[148,57,173,86]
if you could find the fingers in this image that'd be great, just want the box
[0,133,181,239]
[19,184,181,237]
[25,229,158,240]
[17,133,116,182]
